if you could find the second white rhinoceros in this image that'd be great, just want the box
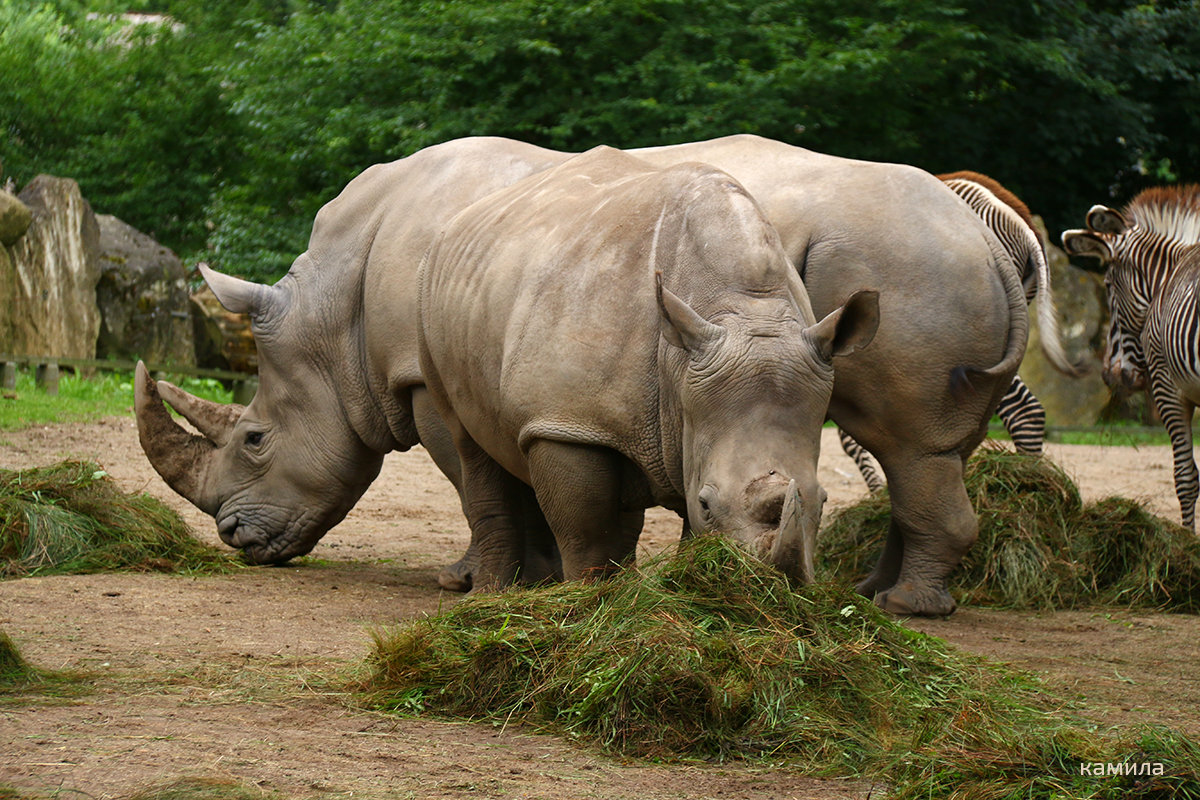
[136,134,1025,616]
[416,146,878,587]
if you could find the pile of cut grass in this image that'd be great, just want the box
[0,460,235,578]
[359,537,1200,797]
[0,630,33,688]
[820,445,1200,610]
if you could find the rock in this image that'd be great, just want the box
[1018,218,1112,426]
[95,214,195,365]
[190,283,257,374]
[1,176,101,359]
[0,191,32,247]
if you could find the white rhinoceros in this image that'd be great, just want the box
[416,146,878,587]
[137,134,1025,616]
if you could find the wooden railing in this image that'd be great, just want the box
[0,354,258,404]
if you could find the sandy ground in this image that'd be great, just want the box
[1,418,1198,799]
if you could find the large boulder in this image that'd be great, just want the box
[1,176,101,359]
[95,214,195,365]
[0,191,32,247]
[1018,219,1111,425]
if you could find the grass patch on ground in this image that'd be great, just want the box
[358,537,1200,798]
[0,630,34,688]
[821,445,1200,611]
[0,368,232,432]
[0,460,237,578]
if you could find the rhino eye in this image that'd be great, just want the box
[245,431,264,448]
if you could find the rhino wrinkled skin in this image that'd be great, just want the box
[137,134,1026,617]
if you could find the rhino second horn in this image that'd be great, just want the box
[155,380,245,447]
[134,361,222,516]
[200,262,275,317]
[768,479,815,585]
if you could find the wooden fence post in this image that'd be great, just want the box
[35,361,59,396]
[1,362,15,390]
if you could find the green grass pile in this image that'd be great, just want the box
[820,445,1200,611]
[0,460,234,578]
[359,537,1200,797]
[0,630,33,688]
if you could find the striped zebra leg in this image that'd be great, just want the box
[997,376,1045,455]
[1147,366,1198,532]
[838,427,886,493]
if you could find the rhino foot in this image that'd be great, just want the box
[438,557,475,593]
[873,582,956,617]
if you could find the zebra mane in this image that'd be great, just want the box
[1124,184,1200,244]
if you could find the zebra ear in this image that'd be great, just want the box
[1086,205,1129,236]
[1061,229,1112,271]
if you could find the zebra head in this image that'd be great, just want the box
[1063,187,1200,392]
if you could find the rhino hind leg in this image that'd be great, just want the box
[438,550,477,592]
[866,453,977,617]
[526,440,641,581]
[453,437,530,592]
[438,484,562,592]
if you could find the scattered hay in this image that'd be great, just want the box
[820,446,1200,611]
[0,460,235,578]
[358,537,1200,797]
[122,778,285,800]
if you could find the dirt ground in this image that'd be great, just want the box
[2,417,1198,799]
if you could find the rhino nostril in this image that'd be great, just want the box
[217,516,239,545]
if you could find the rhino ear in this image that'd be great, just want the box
[807,289,880,362]
[656,272,723,353]
[200,262,281,318]
[1086,205,1129,236]
[1061,229,1113,271]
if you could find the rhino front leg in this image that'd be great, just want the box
[868,452,977,617]
[527,440,642,580]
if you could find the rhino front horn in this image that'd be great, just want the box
[768,479,815,585]
[134,361,222,516]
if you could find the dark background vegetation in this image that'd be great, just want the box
[3,0,1198,282]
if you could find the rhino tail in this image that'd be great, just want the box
[949,238,1030,404]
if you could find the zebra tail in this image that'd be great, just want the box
[1029,236,1088,377]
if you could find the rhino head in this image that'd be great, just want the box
[657,275,880,584]
[136,265,385,563]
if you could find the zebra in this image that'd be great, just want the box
[838,171,1077,492]
[1062,184,1200,531]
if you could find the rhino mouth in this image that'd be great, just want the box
[216,510,320,564]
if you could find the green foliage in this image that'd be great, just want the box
[820,445,1200,610]
[360,536,1200,796]
[3,0,1199,280]
[0,368,231,432]
[0,460,236,578]
[0,1,239,256]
